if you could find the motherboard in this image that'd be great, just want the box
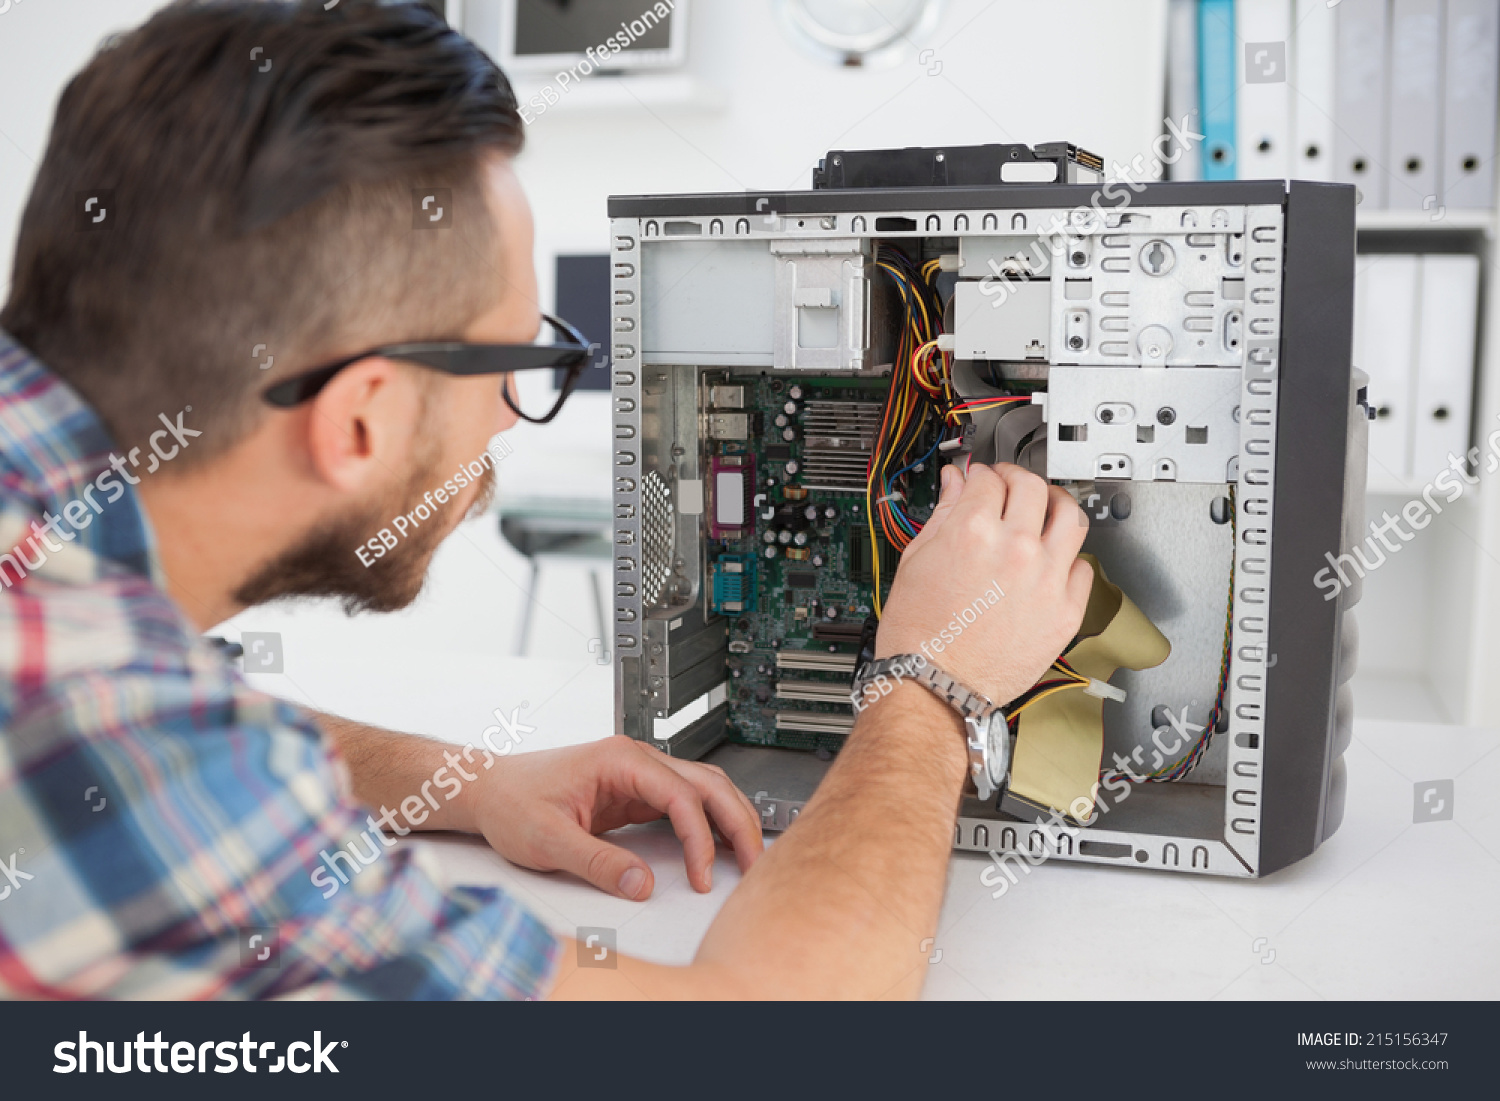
[703,373,938,751]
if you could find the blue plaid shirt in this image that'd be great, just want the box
[0,333,558,999]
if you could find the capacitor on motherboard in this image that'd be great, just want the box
[803,504,819,522]
[774,413,789,429]
[781,426,799,443]
[762,529,777,543]
[785,460,799,476]
[783,400,800,417]
[793,531,809,546]
[811,553,826,567]
[823,506,838,521]
[764,545,778,559]
[788,385,805,401]
[777,529,792,545]
[824,606,840,620]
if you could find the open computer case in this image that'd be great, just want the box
[607,143,1362,877]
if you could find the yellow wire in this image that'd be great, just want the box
[1050,661,1090,685]
[1007,681,1088,718]
[869,256,945,619]
[867,471,882,618]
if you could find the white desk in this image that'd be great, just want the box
[250,646,1500,1000]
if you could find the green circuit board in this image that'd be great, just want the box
[706,374,942,751]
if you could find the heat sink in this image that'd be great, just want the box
[800,400,883,492]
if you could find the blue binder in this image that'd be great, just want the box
[1199,0,1237,179]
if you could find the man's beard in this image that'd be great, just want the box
[232,444,497,615]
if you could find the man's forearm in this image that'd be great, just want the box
[315,713,477,834]
[693,681,967,997]
[551,681,968,999]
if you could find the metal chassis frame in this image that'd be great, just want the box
[607,179,1355,880]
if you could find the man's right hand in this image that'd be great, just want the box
[874,461,1094,709]
[553,460,1093,1000]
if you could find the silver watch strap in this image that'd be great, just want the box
[910,661,996,721]
[853,654,996,719]
[852,653,1006,801]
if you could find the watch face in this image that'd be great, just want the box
[986,714,1011,790]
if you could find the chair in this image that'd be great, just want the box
[497,496,613,656]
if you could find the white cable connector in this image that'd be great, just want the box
[1083,678,1127,703]
[935,333,956,352]
[937,253,962,271]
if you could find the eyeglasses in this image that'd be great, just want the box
[260,313,595,424]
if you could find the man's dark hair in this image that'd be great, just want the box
[1,0,525,462]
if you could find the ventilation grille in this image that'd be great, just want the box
[640,469,674,608]
[800,400,882,492]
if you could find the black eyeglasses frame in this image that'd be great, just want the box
[260,313,595,424]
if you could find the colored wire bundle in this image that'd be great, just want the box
[1004,658,1090,722]
[945,396,1028,425]
[862,249,1036,618]
[865,246,950,616]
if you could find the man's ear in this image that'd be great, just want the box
[301,357,423,492]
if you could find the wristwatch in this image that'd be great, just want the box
[850,654,1011,801]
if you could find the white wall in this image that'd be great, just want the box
[0,0,1169,538]
[505,0,1170,304]
[497,0,1169,499]
[0,0,165,300]
[0,0,1170,677]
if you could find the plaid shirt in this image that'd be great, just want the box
[0,334,558,999]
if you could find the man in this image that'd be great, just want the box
[0,1,1090,999]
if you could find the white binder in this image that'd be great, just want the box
[1166,0,1201,180]
[1441,0,1500,209]
[1386,0,1444,211]
[1334,0,1391,205]
[1237,0,1293,179]
[1293,0,1337,181]
[1412,255,1480,480]
[1355,255,1420,487]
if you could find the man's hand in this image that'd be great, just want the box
[875,461,1093,708]
[465,736,764,900]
